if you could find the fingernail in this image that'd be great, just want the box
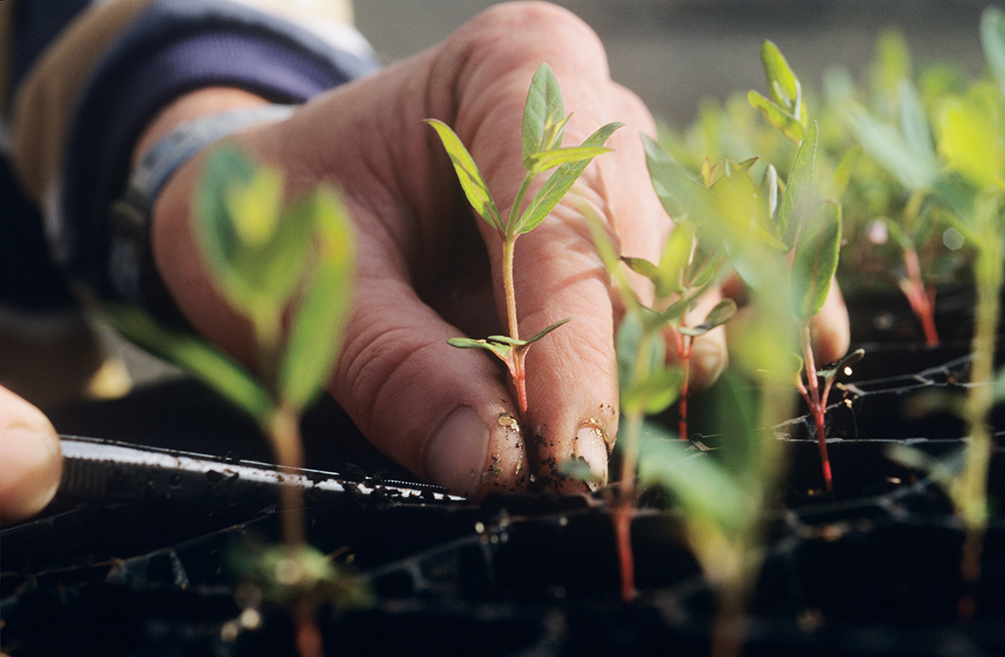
[575,423,609,486]
[0,425,62,523]
[424,406,490,497]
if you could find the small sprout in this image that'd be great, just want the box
[427,63,621,416]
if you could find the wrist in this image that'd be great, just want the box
[131,87,272,165]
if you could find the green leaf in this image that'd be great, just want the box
[791,200,842,320]
[935,92,1005,190]
[620,255,660,282]
[777,121,818,247]
[194,145,313,325]
[870,29,913,102]
[981,7,1005,95]
[847,106,940,190]
[526,145,613,176]
[447,337,514,363]
[656,222,696,298]
[277,188,356,413]
[643,134,694,219]
[638,438,751,534]
[516,121,622,234]
[622,366,684,416]
[748,90,805,143]
[760,40,803,121]
[106,303,274,426]
[829,145,862,201]
[522,63,566,166]
[424,119,504,233]
[224,162,285,248]
[897,80,935,163]
[678,298,737,337]
[817,348,865,384]
[524,317,573,344]
[616,310,664,393]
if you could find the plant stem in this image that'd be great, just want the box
[957,232,1002,613]
[674,329,693,441]
[615,410,642,602]
[799,323,833,492]
[501,235,529,414]
[899,246,939,346]
[267,404,307,550]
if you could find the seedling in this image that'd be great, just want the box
[425,63,621,415]
[620,166,736,443]
[860,7,1005,614]
[748,40,866,492]
[108,144,361,657]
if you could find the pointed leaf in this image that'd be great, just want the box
[848,106,940,190]
[748,90,805,142]
[829,145,861,200]
[425,119,504,232]
[526,145,612,175]
[516,121,622,234]
[818,348,865,384]
[898,80,936,162]
[106,303,274,426]
[791,200,842,320]
[678,298,737,337]
[524,317,572,344]
[278,189,356,413]
[448,337,514,364]
[778,121,819,246]
[761,40,802,118]
[656,222,696,298]
[621,255,661,281]
[523,63,566,165]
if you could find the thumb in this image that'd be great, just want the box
[0,386,62,524]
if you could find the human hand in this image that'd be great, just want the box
[148,3,849,498]
[0,385,62,524]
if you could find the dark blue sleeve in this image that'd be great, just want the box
[59,0,381,300]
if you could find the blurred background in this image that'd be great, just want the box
[353,0,996,126]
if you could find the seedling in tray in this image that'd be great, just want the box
[109,144,363,657]
[425,63,621,416]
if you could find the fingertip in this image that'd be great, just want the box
[0,392,62,525]
[422,404,530,499]
[811,281,851,364]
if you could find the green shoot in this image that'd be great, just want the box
[426,63,622,416]
[854,6,1005,617]
[749,41,858,493]
[107,144,360,657]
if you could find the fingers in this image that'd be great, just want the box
[809,280,851,365]
[0,386,62,524]
[329,247,530,498]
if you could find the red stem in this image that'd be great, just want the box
[900,247,939,346]
[799,324,833,492]
[677,332,692,441]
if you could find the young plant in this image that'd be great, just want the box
[620,166,736,443]
[425,63,622,415]
[748,40,864,492]
[858,6,1005,613]
[594,150,797,652]
[108,144,361,657]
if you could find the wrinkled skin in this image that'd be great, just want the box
[1,3,850,521]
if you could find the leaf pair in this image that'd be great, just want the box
[190,145,356,417]
[425,63,622,240]
[748,40,807,143]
